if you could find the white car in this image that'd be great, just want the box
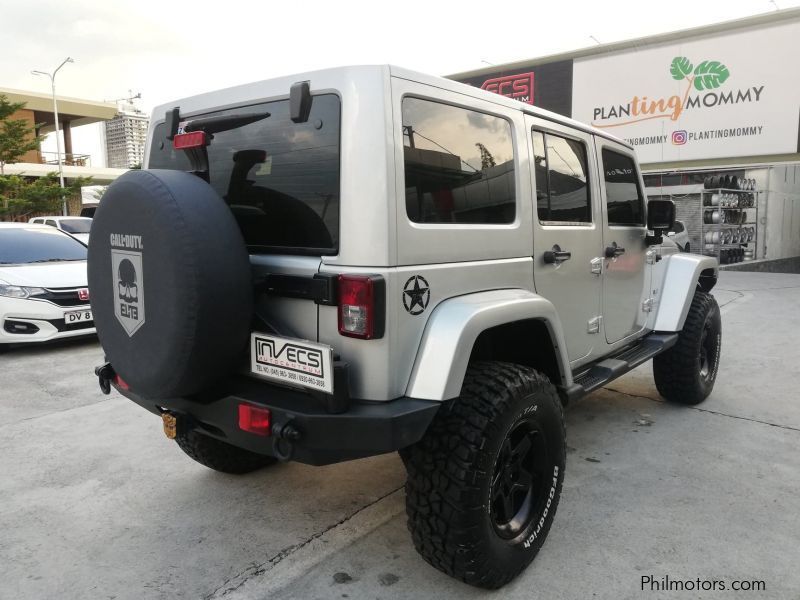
[0,223,95,346]
[667,219,691,252]
[28,216,92,244]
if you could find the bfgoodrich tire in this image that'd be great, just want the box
[404,362,566,589]
[175,429,277,474]
[653,290,722,405]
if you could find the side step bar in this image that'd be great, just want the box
[561,333,679,403]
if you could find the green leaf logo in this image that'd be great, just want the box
[693,60,730,90]
[670,56,693,80]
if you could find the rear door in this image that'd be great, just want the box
[527,115,603,366]
[595,139,651,345]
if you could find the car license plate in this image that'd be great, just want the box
[65,309,93,323]
[250,333,334,394]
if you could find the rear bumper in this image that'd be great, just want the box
[115,375,441,466]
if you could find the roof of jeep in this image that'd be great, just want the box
[150,65,632,150]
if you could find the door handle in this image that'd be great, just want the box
[604,242,626,258]
[543,244,572,264]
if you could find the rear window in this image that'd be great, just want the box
[532,130,591,223]
[148,94,341,254]
[0,227,87,264]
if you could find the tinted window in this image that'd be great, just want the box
[45,220,57,227]
[532,130,548,216]
[602,149,644,226]
[149,94,341,253]
[402,98,515,224]
[533,130,591,223]
[0,227,87,264]
[60,219,92,234]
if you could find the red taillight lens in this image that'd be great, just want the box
[338,274,384,339]
[238,404,271,436]
[173,131,207,150]
[114,374,130,391]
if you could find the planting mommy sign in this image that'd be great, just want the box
[571,20,800,163]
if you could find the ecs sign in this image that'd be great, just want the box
[481,72,535,104]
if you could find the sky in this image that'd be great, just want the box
[1,0,797,167]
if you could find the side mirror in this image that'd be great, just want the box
[646,199,675,246]
[647,199,675,231]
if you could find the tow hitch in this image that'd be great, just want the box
[94,363,115,395]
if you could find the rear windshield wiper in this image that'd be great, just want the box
[184,112,271,136]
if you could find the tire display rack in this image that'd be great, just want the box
[700,188,761,264]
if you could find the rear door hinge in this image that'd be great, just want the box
[590,257,603,275]
[646,249,657,265]
[587,315,602,334]
[642,298,656,312]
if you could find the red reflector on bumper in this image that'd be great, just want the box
[238,404,271,436]
[114,374,130,391]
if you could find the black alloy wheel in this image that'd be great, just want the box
[491,420,549,539]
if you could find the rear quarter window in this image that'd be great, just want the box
[402,97,515,225]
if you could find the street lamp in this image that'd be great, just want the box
[32,57,74,216]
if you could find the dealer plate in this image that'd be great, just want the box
[250,333,334,394]
[65,308,93,323]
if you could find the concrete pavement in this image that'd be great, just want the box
[1,271,799,600]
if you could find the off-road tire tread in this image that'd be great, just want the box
[404,361,565,589]
[653,290,720,405]
[175,429,277,474]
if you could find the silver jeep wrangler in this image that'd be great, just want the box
[88,65,721,589]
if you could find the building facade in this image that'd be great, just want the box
[105,102,149,169]
[448,9,800,264]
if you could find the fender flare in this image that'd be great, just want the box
[405,289,571,401]
[652,253,718,332]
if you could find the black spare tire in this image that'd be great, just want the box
[88,169,253,399]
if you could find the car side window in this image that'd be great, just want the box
[402,97,515,224]
[532,129,591,223]
[45,220,57,227]
[602,149,644,226]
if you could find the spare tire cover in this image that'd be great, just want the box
[88,169,254,399]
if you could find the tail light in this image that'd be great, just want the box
[337,275,385,339]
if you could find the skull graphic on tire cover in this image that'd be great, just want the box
[118,259,138,303]
[111,248,145,336]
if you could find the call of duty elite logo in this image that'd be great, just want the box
[110,233,145,337]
